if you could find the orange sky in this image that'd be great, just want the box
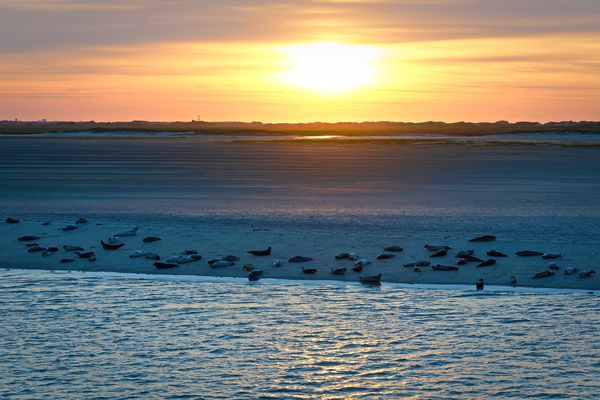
[1,0,599,122]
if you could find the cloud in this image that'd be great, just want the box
[0,0,599,53]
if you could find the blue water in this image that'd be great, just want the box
[0,270,598,399]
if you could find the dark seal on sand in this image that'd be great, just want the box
[248,270,264,281]
[516,250,543,257]
[75,251,95,259]
[384,246,403,252]
[154,262,178,269]
[352,265,364,273]
[302,267,317,274]
[376,253,395,260]
[476,279,485,290]
[18,235,39,242]
[331,267,347,275]
[360,274,382,285]
[432,264,459,271]
[476,259,496,268]
[469,235,496,243]
[248,246,271,256]
[143,236,161,243]
[288,256,313,263]
[101,240,125,250]
[487,250,507,257]
[6,217,19,224]
[429,249,448,258]
[62,225,78,231]
[532,271,554,279]
[542,253,561,259]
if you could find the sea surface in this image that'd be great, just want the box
[0,269,598,399]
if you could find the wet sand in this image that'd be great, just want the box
[0,135,599,289]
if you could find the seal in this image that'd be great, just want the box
[168,255,201,264]
[335,252,350,260]
[288,256,313,263]
[62,225,77,231]
[487,250,507,257]
[360,274,382,285]
[425,245,451,252]
[27,246,45,253]
[272,259,282,267]
[248,270,263,281]
[355,259,371,267]
[476,278,485,290]
[42,247,59,257]
[145,252,160,260]
[75,251,95,259]
[542,253,561,259]
[244,264,255,271]
[129,251,147,258]
[143,236,161,243]
[116,227,139,237]
[182,250,198,255]
[18,235,39,242]
[208,259,234,268]
[376,253,395,260]
[154,262,177,269]
[564,267,578,275]
[432,264,458,271]
[248,246,271,256]
[331,267,347,275]
[548,262,560,271]
[404,260,431,268]
[101,240,125,250]
[6,217,20,224]
[476,259,496,268]
[532,271,554,279]
[455,250,474,258]
[457,259,467,266]
[75,218,88,224]
[63,245,84,252]
[469,235,496,242]
[352,265,364,273]
[302,267,317,274]
[460,254,483,263]
[516,250,543,257]
[579,269,596,278]
[60,258,75,263]
[429,249,448,258]
[510,276,517,286]
[384,246,403,252]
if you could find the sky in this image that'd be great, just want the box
[0,0,599,122]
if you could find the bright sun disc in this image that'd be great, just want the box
[284,42,379,94]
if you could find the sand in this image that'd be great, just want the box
[0,135,599,289]
[1,218,598,289]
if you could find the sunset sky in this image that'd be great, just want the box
[1,0,599,122]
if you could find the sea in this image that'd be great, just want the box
[0,269,598,399]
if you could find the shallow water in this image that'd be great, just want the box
[1,270,598,399]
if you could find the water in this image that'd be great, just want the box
[1,269,598,399]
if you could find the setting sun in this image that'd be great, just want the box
[283,43,379,94]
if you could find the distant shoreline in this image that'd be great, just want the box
[1,120,599,136]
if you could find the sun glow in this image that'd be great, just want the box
[283,42,379,94]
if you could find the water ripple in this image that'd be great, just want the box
[0,270,598,399]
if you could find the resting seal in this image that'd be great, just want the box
[248,246,271,256]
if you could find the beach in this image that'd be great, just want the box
[1,134,599,290]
